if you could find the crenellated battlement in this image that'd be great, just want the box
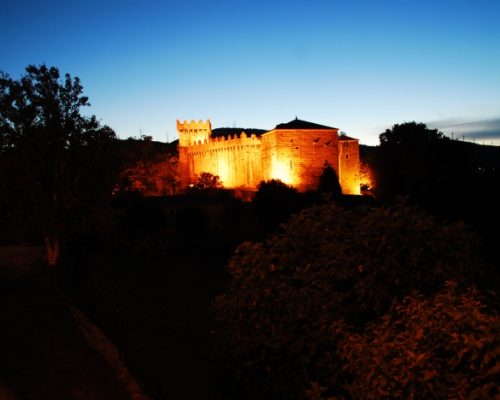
[176,118,360,194]
[187,131,260,148]
[177,119,211,147]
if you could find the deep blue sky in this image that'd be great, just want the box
[2,0,500,145]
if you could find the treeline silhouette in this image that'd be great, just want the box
[2,65,499,400]
[362,122,500,266]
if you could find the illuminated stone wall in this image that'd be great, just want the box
[177,120,262,188]
[177,119,211,146]
[177,120,212,185]
[186,133,262,188]
[261,128,340,191]
[338,137,361,195]
[177,118,360,194]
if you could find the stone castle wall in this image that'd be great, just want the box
[177,119,211,146]
[338,138,361,195]
[184,132,262,188]
[261,129,340,191]
[177,119,361,194]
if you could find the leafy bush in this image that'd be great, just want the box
[318,163,342,198]
[117,155,179,196]
[252,179,302,232]
[339,281,499,400]
[193,172,223,189]
[213,202,486,399]
[174,205,209,238]
[122,199,167,234]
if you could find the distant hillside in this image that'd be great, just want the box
[211,127,268,138]
[360,141,500,170]
[118,137,178,154]
[463,141,500,169]
[117,139,500,172]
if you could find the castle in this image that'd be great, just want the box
[177,118,360,194]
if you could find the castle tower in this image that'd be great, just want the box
[177,119,211,146]
[175,118,360,194]
[338,135,361,194]
[177,119,212,186]
[261,118,340,191]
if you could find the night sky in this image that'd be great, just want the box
[2,0,500,145]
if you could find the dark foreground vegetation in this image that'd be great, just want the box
[1,65,499,399]
[0,259,131,400]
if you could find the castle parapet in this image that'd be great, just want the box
[177,117,359,193]
[187,130,260,151]
[177,119,211,146]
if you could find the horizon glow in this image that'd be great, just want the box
[2,0,500,145]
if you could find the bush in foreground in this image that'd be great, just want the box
[338,282,499,400]
[213,202,489,399]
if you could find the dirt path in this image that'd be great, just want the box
[0,247,150,400]
[56,288,152,400]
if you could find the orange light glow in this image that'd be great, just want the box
[217,158,229,187]
[359,162,375,195]
[178,118,361,193]
[270,160,296,186]
[345,181,361,195]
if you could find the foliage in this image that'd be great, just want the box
[117,155,179,196]
[213,202,486,399]
[122,198,167,234]
[379,121,447,145]
[114,137,179,197]
[339,281,499,400]
[193,172,223,189]
[221,197,246,227]
[174,205,209,238]
[252,179,302,232]
[317,163,342,198]
[372,122,500,273]
[0,65,116,265]
[358,146,373,194]
[373,122,465,208]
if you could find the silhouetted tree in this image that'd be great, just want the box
[193,172,223,189]
[372,121,490,224]
[374,122,452,203]
[252,179,302,233]
[123,198,167,234]
[117,155,179,196]
[0,65,116,267]
[379,121,446,145]
[221,197,246,227]
[359,145,377,195]
[317,163,342,198]
[174,205,209,238]
[213,202,486,399]
[371,122,500,254]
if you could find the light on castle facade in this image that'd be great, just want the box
[177,118,360,194]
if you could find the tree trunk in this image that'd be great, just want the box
[44,235,60,267]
